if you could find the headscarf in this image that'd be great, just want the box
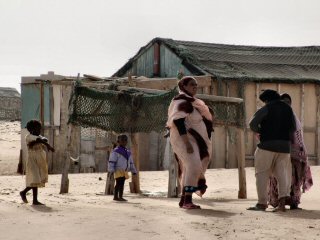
[178,76,197,97]
[259,89,280,102]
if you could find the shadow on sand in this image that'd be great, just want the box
[272,209,320,220]
[31,205,56,212]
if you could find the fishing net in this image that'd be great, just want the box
[68,82,244,133]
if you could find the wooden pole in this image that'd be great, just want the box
[48,85,54,172]
[129,133,140,193]
[167,141,178,198]
[60,124,73,194]
[105,172,115,195]
[236,127,247,199]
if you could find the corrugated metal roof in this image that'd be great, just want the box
[0,87,20,98]
[114,38,320,82]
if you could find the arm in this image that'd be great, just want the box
[108,152,117,173]
[173,118,193,153]
[129,155,137,175]
[249,107,268,133]
[28,138,55,152]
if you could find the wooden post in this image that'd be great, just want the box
[129,133,140,193]
[105,172,115,195]
[253,83,260,151]
[236,127,247,199]
[40,81,44,135]
[60,124,73,194]
[167,141,179,198]
[48,85,54,172]
[225,83,230,168]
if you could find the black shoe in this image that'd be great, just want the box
[119,198,128,202]
[32,201,44,205]
[20,191,28,203]
[113,197,120,201]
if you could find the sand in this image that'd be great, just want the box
[0,121,319,240]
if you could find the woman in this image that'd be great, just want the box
[167,76,214,209]
[268,93,313,210]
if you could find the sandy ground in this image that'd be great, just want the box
[0,121,319,240]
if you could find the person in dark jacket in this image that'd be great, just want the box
[247,89,296,212]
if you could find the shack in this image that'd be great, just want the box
[0,87,21,120]
[113,37,320,166]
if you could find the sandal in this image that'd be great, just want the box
[182,203,201,209]
[247,204,267,211]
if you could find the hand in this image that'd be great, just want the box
[49,146,55,152]
[132,172,137,176]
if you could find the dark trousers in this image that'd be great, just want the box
[114,177,126,199]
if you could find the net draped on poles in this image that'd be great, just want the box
[68,82,245,132]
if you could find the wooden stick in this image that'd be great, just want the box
[117,86,243,103]
[237,127,247,199]
[105,172,115,195]
[167,141,178,198]
[60,123,73,194]
[130,133,140,193]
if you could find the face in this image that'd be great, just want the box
[184,79,198,96]
[118,137,128,147]
[282,97,291,106]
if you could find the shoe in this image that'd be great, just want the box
[182,203,201,209]
[119,198,128,202]
[247,204,267,211]
[32,201,44,206]
[113,197,120,201]
[290,205,302,210]
[20,191,28,203]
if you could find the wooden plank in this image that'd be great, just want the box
[253,83,260,154]
[40,82,44,131]
[105,172,115,195]
[277,83,281,93]
[48,85,54,172]
[117,86,243,103]
[129,133,140,193]
[60,123,73,194]
[167,141,178,197]
[134,75,212,89]
[237,128,247,199]
[225,82,230,168]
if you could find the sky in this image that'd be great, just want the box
[1,0,320,92]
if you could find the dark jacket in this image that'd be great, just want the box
[249,100,296,153]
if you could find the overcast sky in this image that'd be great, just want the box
[1,0,320,92]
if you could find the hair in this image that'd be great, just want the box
[259,89,280,102]
[117,134,128,142]
[280,93,292,103]
[178,76,197,96]
[26,120,42,134]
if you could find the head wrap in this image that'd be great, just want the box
[178,76,197,96]
[259,89,280,102]
[280,93,292,103]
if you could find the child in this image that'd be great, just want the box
[108,134,137,201]
[20,120,55,205]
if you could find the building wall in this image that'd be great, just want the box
[120,44,191,78]
[21,82,81,174]
[0,97,21,120]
